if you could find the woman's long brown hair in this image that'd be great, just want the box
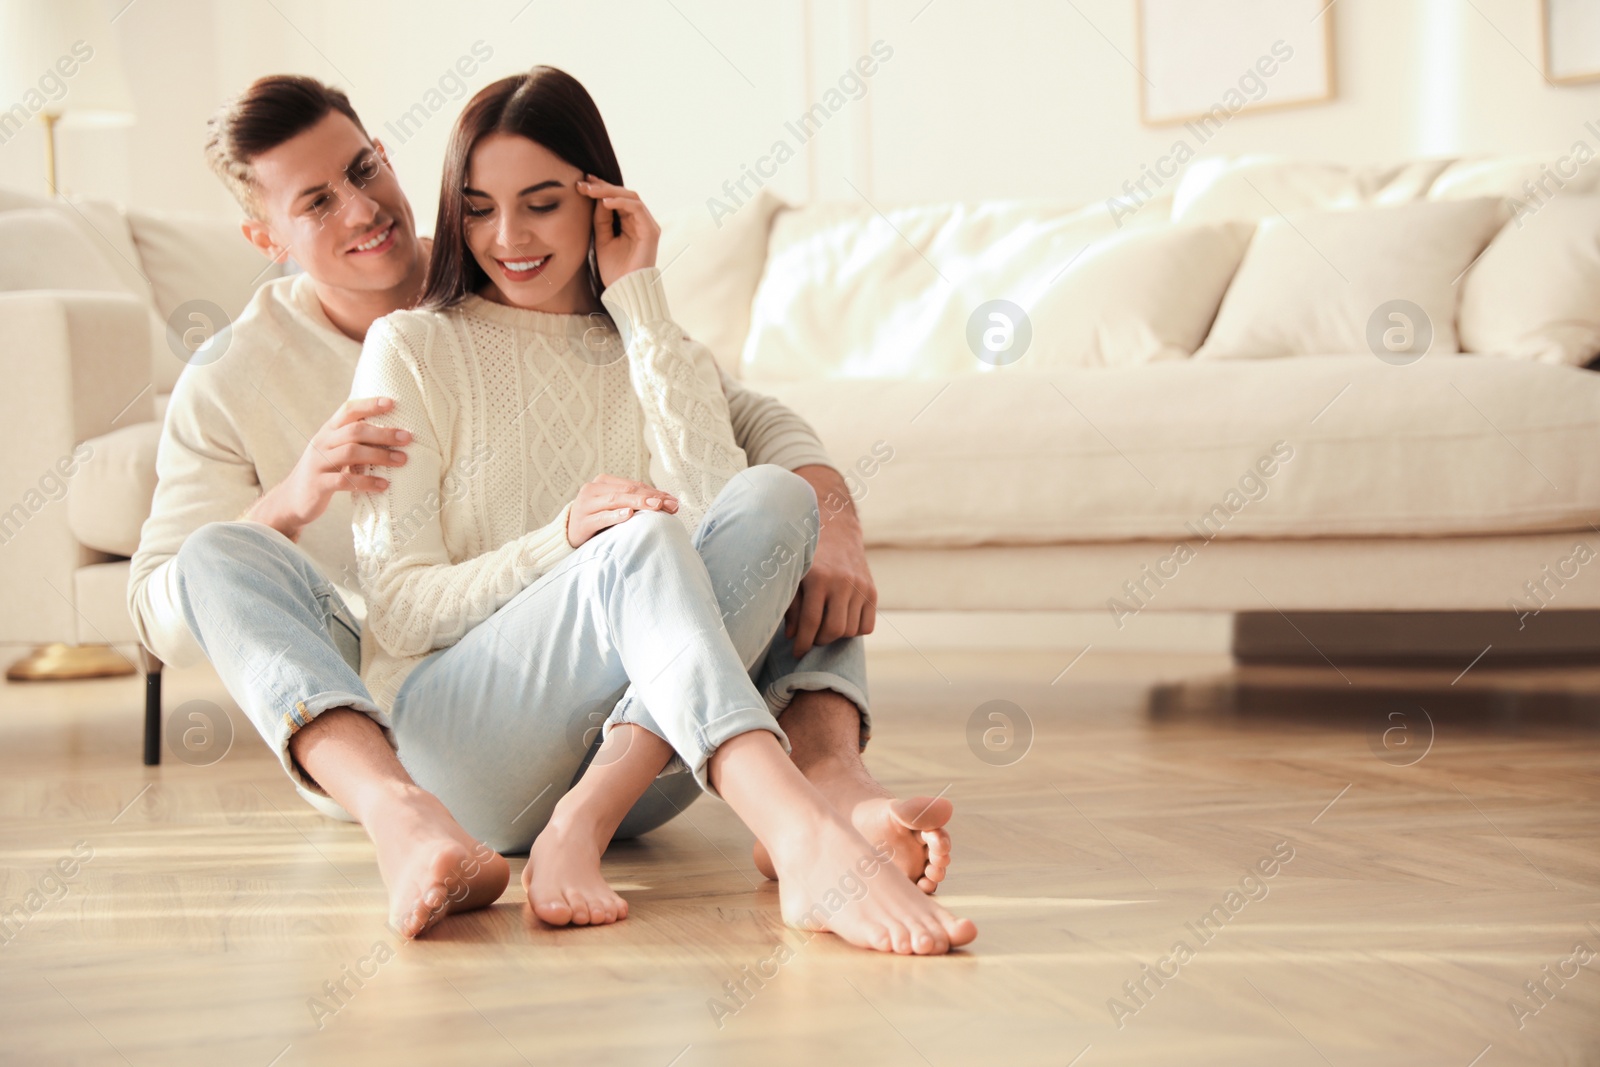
[418,66,624,312]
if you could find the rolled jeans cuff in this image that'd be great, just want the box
[765,672,872,752]
[277,689,394,816]
[605,700,788,798]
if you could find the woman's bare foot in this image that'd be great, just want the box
[518,723,673,926]
[521,819,629,926]
[754,768,953,893]
[766,806,976,955]
[368,783,510,938]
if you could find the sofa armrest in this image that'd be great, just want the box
[0,290,155,645]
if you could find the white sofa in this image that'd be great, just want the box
[663,155,1600,621]
[3,153,1599,762]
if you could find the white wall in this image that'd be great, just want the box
[1,0,1597,225]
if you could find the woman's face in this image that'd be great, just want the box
[463,132,596,314]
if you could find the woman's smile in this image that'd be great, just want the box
[494,252,551,282]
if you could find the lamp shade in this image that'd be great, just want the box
[0,0,135,127]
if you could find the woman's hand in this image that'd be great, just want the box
[577,174,659,289]
[565,473,679,548]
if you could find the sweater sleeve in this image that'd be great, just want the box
[349,316,577,659]
[601,267,747,534]
[127,366,267,666]
[720,368,839,473]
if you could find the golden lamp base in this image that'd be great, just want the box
[5,642,138,681]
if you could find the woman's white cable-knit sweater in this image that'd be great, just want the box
[348,266,749,710]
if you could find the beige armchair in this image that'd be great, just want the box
[0,184,286,762]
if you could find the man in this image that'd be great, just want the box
[129,74,953,937]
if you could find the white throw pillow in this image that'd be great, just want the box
[1194,198,1509,360]
[653,186,786,379]
[1430,154,1600,204]
[1025,220,1256,367]
[127,208,289,331]
[127,208,293,394]
[1459,195,1600,366]
[739,197,1192,381]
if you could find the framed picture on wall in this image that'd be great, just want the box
[1134,0,1336,127]
[1542,0,1600,85]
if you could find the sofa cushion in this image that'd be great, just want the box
[1460,195,1600,367]
[126,208,289,395]
[864,532,1600,613]
[1195,198,1508,361]
[758,354,1600,546]
[74,560,139,646]
[1173,156,1455,223]
[0,187,154,305]
[0,209,127,293]
[740,197,1175,380]
[1430,153,1600,204]
[67,420,161,558]
[126,208,286,325]
[654,186,786,379]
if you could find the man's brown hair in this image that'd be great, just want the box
[204,74,370,217]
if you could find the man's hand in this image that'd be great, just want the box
[245,397,411,542]
[784,464,877,657]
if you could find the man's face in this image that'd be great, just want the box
[243,110,420,293]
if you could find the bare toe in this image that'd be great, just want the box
[891,795,954,831]
[534,896,574,926]
[846,796,958,893]
[936,909,978,948]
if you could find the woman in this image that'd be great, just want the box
[348,66,974,956]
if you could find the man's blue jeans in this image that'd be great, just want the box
[173,464,871,852]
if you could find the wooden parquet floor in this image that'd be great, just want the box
[2,648,1597,1066]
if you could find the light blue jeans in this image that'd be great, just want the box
[172,464,871,853]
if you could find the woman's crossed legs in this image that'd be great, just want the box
[388,465,975,954]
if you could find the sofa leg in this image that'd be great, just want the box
[143,671,162,766]
[137,647,163,766]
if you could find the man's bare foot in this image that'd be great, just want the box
[521,818,629,927]
[754,764,953,893]
[769,692,954,893]
[766,807,976,955]
[368,784,510,938]
[849,796,952,893]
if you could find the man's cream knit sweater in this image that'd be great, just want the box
[349,266,766,709]
[129,269,837,686]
